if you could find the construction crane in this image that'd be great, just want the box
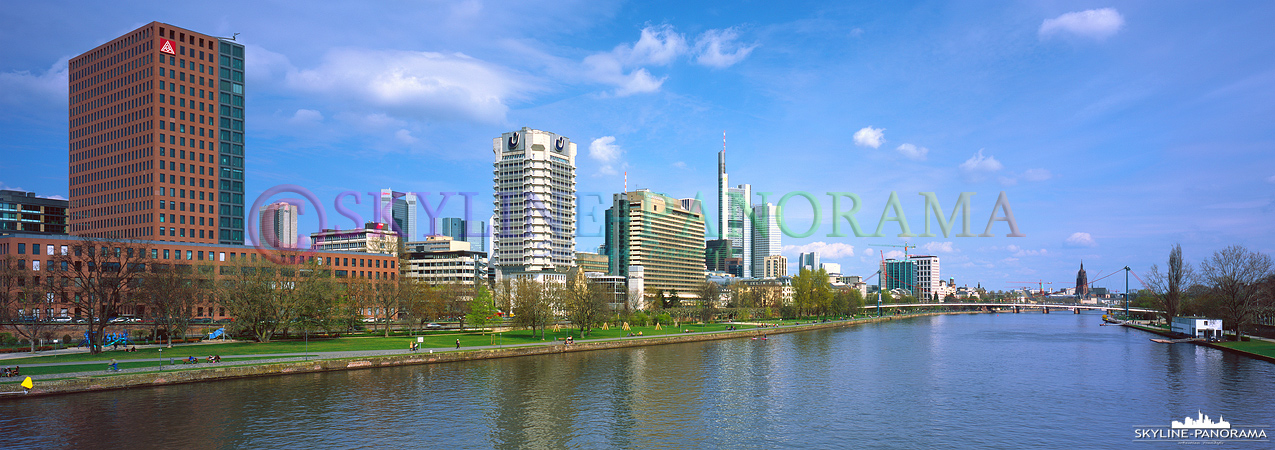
[870,243,914,259]
[1008,280,1054,302]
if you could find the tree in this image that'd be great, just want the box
[513,278,552,339]
[695,281,721,323]
[49,236,151,353]
[493,278,515,315]
[466,285,498,333]
[1198,245,1272,339]
[564,269,608,336]
[10,272,56,353]
[138,263,199,347]
[218,257,285,342]
[1145,243,1193,325]
[372,277,401,337]
[439,283,471,331]
[792,268,833,317]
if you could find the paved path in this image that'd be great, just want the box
[0,319,875,382]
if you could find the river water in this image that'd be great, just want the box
[1,312,1271,449]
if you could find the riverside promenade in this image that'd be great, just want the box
[0,312,978,397]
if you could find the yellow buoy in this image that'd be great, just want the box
[21,377,33,390]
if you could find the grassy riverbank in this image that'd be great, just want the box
[1123,323,1275,363]
[0,312,959,394]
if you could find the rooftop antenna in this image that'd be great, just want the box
[216,32,240,41]
[624,171,628,193]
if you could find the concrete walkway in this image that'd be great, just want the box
[0,321,835,381]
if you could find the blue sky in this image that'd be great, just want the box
[2,1,1273,293]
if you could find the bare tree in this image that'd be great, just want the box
[372,277,400,337]
[1198,245,1272,338]
[50,236,151,353]
[138,262,200,347]
[1145,243,1194,325]
[695,280,721,323]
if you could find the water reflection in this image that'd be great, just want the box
[1,313,1272,449]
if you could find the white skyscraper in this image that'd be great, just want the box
[910,255,940,301]
[717,136,728,240]
[727,184,752,278]
[378,189,418,240]
[493,128,577,273]
[751,202,780,275]
[259,201,298,249]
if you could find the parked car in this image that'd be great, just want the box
[190,318,213,324]
[425,323,443,330]
[52,316,73,323]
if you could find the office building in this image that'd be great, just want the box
[882,258,917,297]
[68,22,246,244]
[406,235,470,253]
[0,232,399,321]
[575,251,609,274]
[763,255,787,278]
[705,238,732,273]
[821,262,841,275]
[404,235,486,285]
[909,255,940,301]
[0,190,67,235]
[378,189,417,240]
[259,201,298,249]
[438,217,486,253]
[751,202,779,274]
[605,190,706,296]
[716,143,757,277]
[798,252,820,273]
[310,222,400,255]
[492,128,576,273]
[726,184,752,277]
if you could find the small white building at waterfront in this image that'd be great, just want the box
[1172,317,1223,339]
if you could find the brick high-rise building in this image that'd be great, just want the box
[68,22,246,244]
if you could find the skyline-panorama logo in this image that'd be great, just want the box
[1134,411,1269,444]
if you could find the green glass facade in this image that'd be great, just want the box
[216,40,246,244]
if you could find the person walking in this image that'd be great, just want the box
[455,339,460,349]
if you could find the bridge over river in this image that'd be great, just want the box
[862,302,1162,314]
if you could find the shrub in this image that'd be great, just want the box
[655,313,673,326]
[632,311,649,327]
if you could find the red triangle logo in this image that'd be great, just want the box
[160,39,176,55]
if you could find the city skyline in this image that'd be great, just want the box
[2,2,1273,291]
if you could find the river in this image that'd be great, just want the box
[1,312,1271,448]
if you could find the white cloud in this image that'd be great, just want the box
[589,136,624,175]
[1021,168,1052,181]
[583,25,688,96]
[288,109,324,125]
[1006,244,1048,257]
[40,194,66,200]
[783,241,855,259]
[286,48,531,123]
[854,127,885,148]
[0,57,68,106]
[632,25,689,66]
[694,27,757,68]
[1065,232,1098,248]
[1039,8,1125,41]
[395,129,418,144]
[896,143,929,161]
[959,149,1004,181]
[589,136,622,162]
[672,161,688,169]
[918,241,956,253]
[0,182,26,192]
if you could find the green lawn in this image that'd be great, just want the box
[1216,340,1275,359]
